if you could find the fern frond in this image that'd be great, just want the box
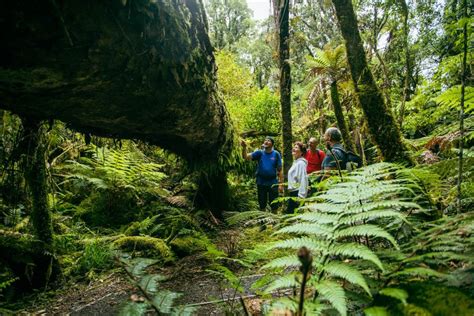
[266,237,329,254]
[378,288,408,305]
[329,243,384,271]
[322,261,371,296]
[314,279,347,316]
[340,210,409,225]
[389,267,446,278]
[364,306,389,316]
[264,273,299,293]
[335,225,398,248]
[261,255,301,270]
[152,290,181,313]
[292,211,341,223]
[276,223,334,238]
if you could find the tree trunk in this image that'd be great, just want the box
[331,0,413,165]
[457,0,468,212]
[398,0,412,127]
[277,0,293,181]
[18,117,59,287]
[330,80,356,152]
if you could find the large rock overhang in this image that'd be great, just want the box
[0,0,233,163]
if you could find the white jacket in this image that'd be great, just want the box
[287,157,308,198]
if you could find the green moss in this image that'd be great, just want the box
[170,235,209,257]
[403,282,474,316]
[113,236,172,260]
[123,222,141,236]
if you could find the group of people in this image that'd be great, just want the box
[241,127,345,214]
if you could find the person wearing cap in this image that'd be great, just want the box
[241,136,283,212]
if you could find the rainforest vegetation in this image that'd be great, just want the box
[0,0,472,315]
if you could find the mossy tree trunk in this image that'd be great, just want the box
[276,0,293,181]
[331,0,413,165]
[17,117,58,287]
[330,80,356,152]
[397,0,412,127]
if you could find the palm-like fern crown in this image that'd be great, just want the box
[256,163,422,315]
[306,44,347,81]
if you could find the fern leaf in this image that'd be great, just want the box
[322,261,371,296]
[261,255,301,270]
[314,279,347,316]
[264,273,299,293]
[119,302,148,316]
[152,290,181,314]
[341,210,409,225]
[389,267,445,278]
[364,306,389,316]
[139,274,166,294]
[378,288,408,305]
[329,243,384,271]
[266,237,329,253]
[276,223,334,238]
[335,225,398,249]
[269,297,298,314]
[292,212,341,224]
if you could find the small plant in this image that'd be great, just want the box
[76,238,115,276]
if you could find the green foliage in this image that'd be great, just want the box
[254,163,427,315]
[113,236,172,260]
[76,238,115,275]
[169,234,211,257]
[119,257,196,315]
[205,0,253,51]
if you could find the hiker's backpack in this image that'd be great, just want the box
[333,147,363,172]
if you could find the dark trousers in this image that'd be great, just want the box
[285,190,300,214]
[257,184,279,211]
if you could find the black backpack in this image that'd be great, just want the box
[332,147,363,172]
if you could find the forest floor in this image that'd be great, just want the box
[19,229,267,315]
[22,259,262,315]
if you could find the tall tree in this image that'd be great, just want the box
[457,0,468,212]
[275,0,293,181]
[397,0,412,127]
[205,0,253,50]
[331,0,412,165]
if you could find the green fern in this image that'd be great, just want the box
[255,163,423,315]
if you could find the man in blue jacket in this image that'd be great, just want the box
[241,136,283,212]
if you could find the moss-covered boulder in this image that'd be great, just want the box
[170,235,210,257]
[113,236,172,261]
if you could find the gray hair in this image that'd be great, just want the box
[325,127,342,142]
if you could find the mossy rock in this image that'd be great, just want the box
[170,235,209,257]
[77,190,138,227]
[402,282,474,316]
[114,236,172,260]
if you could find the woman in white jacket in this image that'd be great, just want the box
[286,141,309,214]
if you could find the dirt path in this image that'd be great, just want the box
[23,258,263,315]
